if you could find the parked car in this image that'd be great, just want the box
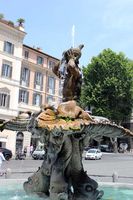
[32,146,45,160]
[0,147,12,160]
[99,145,112,152]
[85,148,102,160]
[84,146,91,152]
[84,146,98,152]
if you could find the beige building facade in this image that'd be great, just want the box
[0,19,26,155]
[20,44,61,113]
[0,19,62,156]
[19,45,61,151]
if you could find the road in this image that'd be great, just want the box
[1,152,133,183]
[83,152,133,183]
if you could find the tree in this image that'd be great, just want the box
[80,49,133,125]
[17,18,25,26]
[0,13,4,20]
[127,59,133,97]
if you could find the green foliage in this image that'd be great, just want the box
[0,13,4,19]
[80,49,133,124]
[8,21,14,26]
[17,18,25,26]
[127,59,133,95]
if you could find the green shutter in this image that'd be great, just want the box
[27,69,30,86]
[6,95,10,108]
[26,91,29,104]
[32,93,35,105]
[2,64,5,76]
[9,67,12,78]
[11,44,14,54]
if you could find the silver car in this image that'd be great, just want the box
[32,147,45,160]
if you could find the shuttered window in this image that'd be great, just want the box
[4,41,14,54]
[1,60,12,78]
[34,72,43,90]
[47,77,55,95]
[47,95,55,104]
[33,93,42,106]
[0,93,10,108]
[24,51,29,59]
[20,67,30,86]
[37,56,43,65]
[48,60,55,69]
[19,89,29,104]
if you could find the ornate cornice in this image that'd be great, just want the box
[0,22,26,42]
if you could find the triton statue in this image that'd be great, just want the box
[52,44,84,102]
[0,45,133,200]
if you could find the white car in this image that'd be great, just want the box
[85,149,102,160]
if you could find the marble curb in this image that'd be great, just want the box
[0,179,133,189]
[0,179,26,185]
[98,182,133,189]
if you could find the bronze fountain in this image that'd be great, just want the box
[0,45,133,200]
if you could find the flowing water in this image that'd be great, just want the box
[0,183,133,200]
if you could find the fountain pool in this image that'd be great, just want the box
[0,180,133,200]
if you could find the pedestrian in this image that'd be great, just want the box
[30,145,33,155]
[0,149,5,176]
[24,147,27,158]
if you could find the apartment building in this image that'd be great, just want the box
[0,19,27,155]
[0,19,26,119]
[20,44,61,113]
[0,19,62,155]
[19,45,62,150]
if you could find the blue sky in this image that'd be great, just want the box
[1,0,133,66]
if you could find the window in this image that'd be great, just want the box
[0,93,10,108]
[33,93,42,106]
[58,98,62,104]
[34,72,43,90]
[47,77,55,95]
[24,51,29,59]
[37,56,43,65]
[47,95,55,104]
[19,89,29,104]
[59,80,63,96]
[4,41,14,54]
[1,60,12,78]
[48,60,55,69]
[20,67,30,86]
[0,88,10,108]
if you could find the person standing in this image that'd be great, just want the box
[30,145,34,155]
[24,147,27,157]
[0,149,5,175]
